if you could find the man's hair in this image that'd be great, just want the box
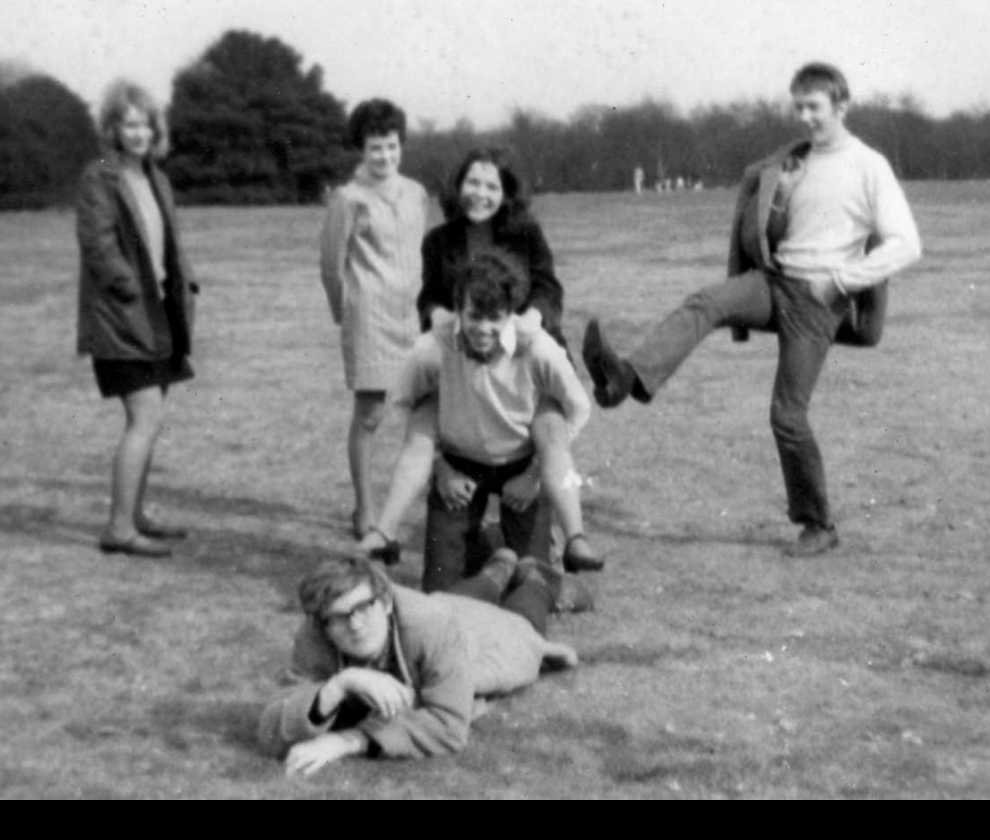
[298,556,393,619]
[452,248,531,318]
[98,78,169,159]
[347,98,407,148]
[790,62,850,104]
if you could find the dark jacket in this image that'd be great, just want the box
[417,214,564,341]
[76,153,198,360]
[728,140,888,347]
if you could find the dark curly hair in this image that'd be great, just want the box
[442,147,530,227]
[347,98,407,149]
[452,248,531,318]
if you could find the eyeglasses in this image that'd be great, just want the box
[321,595,379,629]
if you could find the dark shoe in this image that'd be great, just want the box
[135,516,188,540]
[582,319,640,408]
[365,527,401,566]
[562,533,604,573]
[99,532,172,558]
[514,556,595,614]
[783,525,839,558]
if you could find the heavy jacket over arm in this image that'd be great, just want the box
[75,155,197,360]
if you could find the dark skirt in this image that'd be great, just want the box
[92,356,194,399]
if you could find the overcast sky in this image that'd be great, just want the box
[5,0,989,127]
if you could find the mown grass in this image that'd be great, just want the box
[1,184,988,798]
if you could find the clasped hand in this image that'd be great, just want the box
[435,458,477,511]
[341,668,415,719]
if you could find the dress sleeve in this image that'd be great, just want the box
[319,188,353,324]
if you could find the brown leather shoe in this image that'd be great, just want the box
[582,319,644,408]
[99,532,173,557]
[783,525,839,558]
[562,533,604,573]
[363,527,401,566]
[514,557,595,613]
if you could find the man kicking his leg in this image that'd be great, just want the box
[583,62,921,557]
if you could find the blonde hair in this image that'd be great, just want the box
[98,79,169,160]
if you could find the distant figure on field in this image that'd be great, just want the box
[320,99,429,540]
[76,80,198,558]
[258,553,577,774]
[633,165,645,195]
[583,62,921,557]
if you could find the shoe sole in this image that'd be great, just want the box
[99,542,172,558]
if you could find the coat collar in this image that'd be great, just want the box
[756,139,812,265]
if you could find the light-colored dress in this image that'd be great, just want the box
[320,165,428,391]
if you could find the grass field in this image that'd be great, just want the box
[1,183,988,799]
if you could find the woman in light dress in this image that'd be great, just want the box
[320,99,429,538]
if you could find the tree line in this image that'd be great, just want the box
[3,30,990,210]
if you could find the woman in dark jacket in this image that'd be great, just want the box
[76,80,198,557]
[417,148,563,343]
[363,148,602,574]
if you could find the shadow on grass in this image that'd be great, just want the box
[25,474,398,548]
[149,696,263,754]
[582,495,784,549]
[0,497,335,602]
[471,713,747,794]
[28,476,306,521]
[580,642,705,668]
[0,502,95,549]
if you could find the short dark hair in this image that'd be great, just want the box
[347,98,407,148]
[298,556,393,620]
[452,249,531,318]
[443,147,529,222]
[790,62,850,104]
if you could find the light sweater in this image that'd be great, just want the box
[774,134,921,295]
[120,165,167,290]
[391,309,591,465]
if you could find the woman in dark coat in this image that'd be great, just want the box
[417,148,564,343]
[362,148,602,574]
[76,80,198,557]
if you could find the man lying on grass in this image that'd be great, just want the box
[258,553,578,775]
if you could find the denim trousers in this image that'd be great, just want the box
[628,269,849,529]
[422,451,552,593]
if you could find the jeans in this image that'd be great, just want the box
[422,451,552,593]
[628,269,849,529]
